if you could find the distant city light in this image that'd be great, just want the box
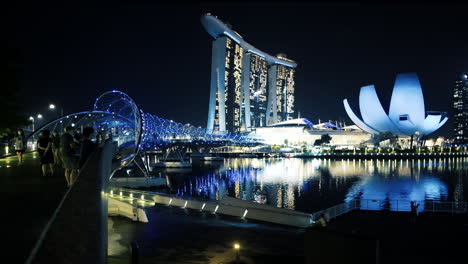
[37,114,43,119]
[49,104,55,109]
[234,243,240,250]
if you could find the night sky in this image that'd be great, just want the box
[7,1,468,138]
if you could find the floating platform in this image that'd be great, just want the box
[110,177,167,188]
[202,156,224,161]
[154,161,192,168]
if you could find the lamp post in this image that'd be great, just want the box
[29,114,43,132]
[29,116,35,131]
[233,243,240,263]
[49,103,64,117]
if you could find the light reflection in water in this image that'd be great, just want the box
[167,157,467,213]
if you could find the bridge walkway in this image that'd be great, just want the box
[0,152,69,263]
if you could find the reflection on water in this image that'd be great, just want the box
[162,157,467,213]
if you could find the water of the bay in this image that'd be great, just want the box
[156,157,467,214]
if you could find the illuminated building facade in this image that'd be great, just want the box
[266,61,296,124]
[246,53,269,128]
[453,73,468,145]
[343,73,448,138]
[202,14,297,134]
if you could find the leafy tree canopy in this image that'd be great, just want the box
[1,49,30,140]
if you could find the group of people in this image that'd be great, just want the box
[13,126,106,188]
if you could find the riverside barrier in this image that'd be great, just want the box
[109,187,468,229]
[108,187,314,228]
[26,140,117,264]
[294,151,468,159]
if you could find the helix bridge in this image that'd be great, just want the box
[29,90,262,174]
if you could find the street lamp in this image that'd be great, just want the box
[49,103,64,116]
[29,116,35,131]
[29,115,42,131]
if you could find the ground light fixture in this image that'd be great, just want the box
[233,243,240,263]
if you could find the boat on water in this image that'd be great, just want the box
[153,161,192,168]
[191,153,224,161]
[202,156,224,161]
[238,153,258,158]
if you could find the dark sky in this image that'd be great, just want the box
[7,1,468,137]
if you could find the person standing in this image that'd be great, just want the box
[13,129,27,164]
[60,126,79,187]
[51,131,61,168]
[37,130,54,176]
[79,127,105,169]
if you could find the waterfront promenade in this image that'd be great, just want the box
[0,152,68,263]
[2,152,466,263]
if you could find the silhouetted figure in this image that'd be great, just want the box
[37,129,54,176]
[410,201,420,223]
[13,128,27,164]
[79,127,105,169]
[51,131,61,167]
[60,126,79,187]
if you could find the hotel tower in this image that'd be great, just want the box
[201,14,297,134]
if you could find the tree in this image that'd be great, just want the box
[378,131,398,147]
[320,134,332,145]
[313,139,322,146]
[1,48,30,139]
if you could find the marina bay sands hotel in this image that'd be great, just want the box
[202,14,298,134]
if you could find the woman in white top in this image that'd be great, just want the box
[13,129,27,164]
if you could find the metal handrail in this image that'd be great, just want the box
[312,199,467,222]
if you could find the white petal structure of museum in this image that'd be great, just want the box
[343,73,448,137]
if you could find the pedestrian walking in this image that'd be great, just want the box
[79,127,105,169]
[60,126,79,187]
[13,129,27,164]
[37,130,54,176]
[51,131,61,167]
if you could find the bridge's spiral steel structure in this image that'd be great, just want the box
[29,90,261,170]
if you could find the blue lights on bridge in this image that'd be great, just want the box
[30,90,262,168]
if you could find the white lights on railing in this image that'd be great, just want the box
[119,191,123,197]
[141,195,144,200]
[214,205,219,213]
[243,209,248,218]
[201,203,206,210]
[183,201,188,208]
[168,198,173,205]
[110,190,113,196]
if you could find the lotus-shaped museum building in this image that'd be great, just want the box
[343,73,447,137]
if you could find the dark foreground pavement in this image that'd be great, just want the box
[1,152,68,263]
[321,210,468,264]
[108,204,306,264]
[109,205,467,264]
[3,152,466,264]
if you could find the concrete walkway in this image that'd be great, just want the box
[325,210,468,264]
[108,204,306,264]
[0,152,68,263]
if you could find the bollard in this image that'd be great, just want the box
[131,241,140,264]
